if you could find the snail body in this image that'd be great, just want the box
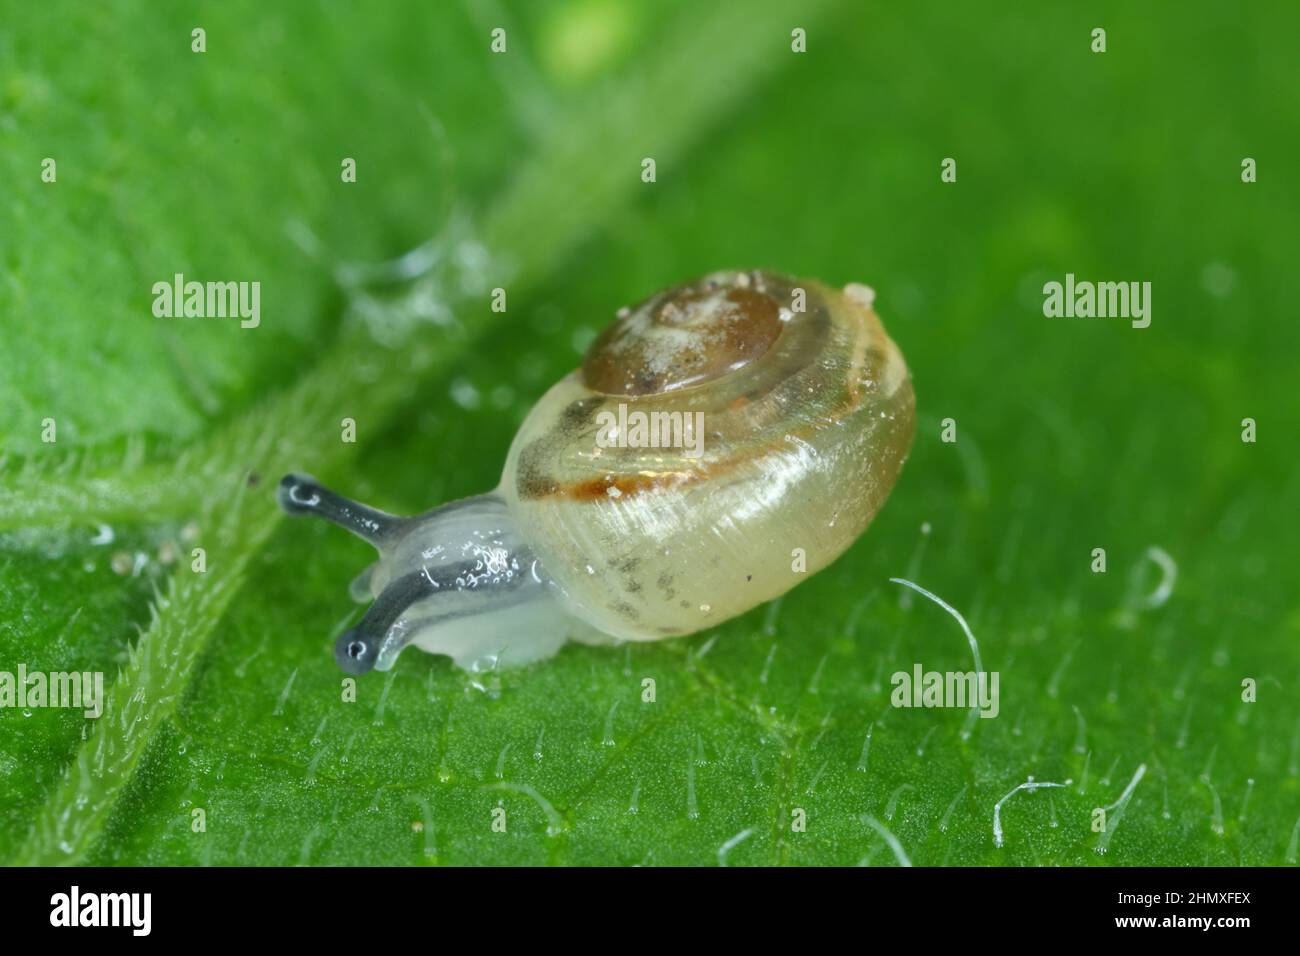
[278,269,915,674]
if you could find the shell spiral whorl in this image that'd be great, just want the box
[501,268,916,643]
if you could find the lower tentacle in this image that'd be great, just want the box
[335,570,438,674]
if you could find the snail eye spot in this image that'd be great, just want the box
[289,485,320,508]
[347,640,367,660]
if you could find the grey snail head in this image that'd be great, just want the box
[278,269,915,674]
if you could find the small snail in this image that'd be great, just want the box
[278,270,915,674]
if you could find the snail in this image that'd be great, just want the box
[278,269,915,675]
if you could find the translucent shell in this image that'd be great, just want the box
[280,269,915,674]
[500,269,916,642]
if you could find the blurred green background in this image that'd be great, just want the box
[0,0,1297,865]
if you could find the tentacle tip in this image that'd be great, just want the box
[277,473,321,515]
[335,629,377,675]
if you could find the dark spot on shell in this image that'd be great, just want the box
[613,601,640,621]
[517,469,560,499]
[514,440,563,499]
[562,396,603,428]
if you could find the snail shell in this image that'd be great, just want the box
[278,269,915,673]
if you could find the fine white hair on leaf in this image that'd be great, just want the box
[1071,749,1092,796]
[993,777,1073,848]
[1046,640,1079,699]
[763,595,784,637]
[916,725,938,757]
[805,761,830,795]
[487,782,564,836]
[939,785,968,833]
[1096,763,1146,854]
[807,654,828,695]
[413,796,436,858]
[844,591,878,639]
[885,783,915,821]
[889,577,985,739]
[1134,546,1178,610]
[1201,777,1225,836]
[896,528,932,610]
[601,700,619,747]
[1237,778,1255,824]
[271,667,298,718]
[1071,705,1088,754]
[862,814,912,867]
[717,828,755,866]
[759,642,778,685]
[855,722,874,773]
[372,668,397,726]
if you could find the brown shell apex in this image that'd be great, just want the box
[582,271,785,396]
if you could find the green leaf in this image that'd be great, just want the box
[2,0,1298,867]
